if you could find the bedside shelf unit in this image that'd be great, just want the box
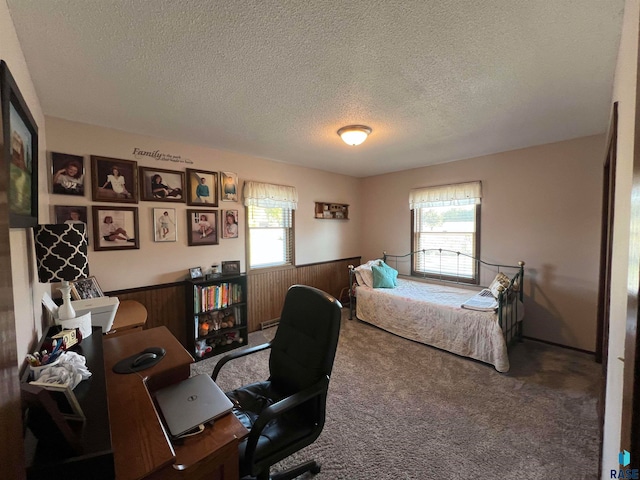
[315,202,349,220]
[186,274,248,362]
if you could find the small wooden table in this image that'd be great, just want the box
[103,327,248,479]
[106,299,148,337]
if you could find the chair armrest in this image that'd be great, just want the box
[244,375,330,458]
[211,342,272,381]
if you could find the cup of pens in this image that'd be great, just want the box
[29,357,62,380]
[27,338,65,380]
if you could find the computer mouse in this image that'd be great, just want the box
[131,352,158,368]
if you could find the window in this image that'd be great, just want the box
[410,182,481,283]
[247,205,294,268]
[244,181,297,270]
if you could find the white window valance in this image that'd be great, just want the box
[244,181,298,209]
[409,181,482,209]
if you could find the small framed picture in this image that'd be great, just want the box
[154,208,177,242]
[220,172,238,202]
[187,209,218,246]
[221,209,239,239]
[70,276,104,300]
[54,205,89,244]
[91,155,138,203]
[51,152,84,196]
[186,169,218,206]
[92,206,139,251]
[189,267,203,279]
[54,205,88,225]
[221,260,241,276]
[139,167,185,202]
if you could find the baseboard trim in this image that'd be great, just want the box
[522,335,595,355]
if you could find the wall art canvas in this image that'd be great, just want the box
[1,61,38,227]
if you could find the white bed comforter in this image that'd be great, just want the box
[355,278,523,372]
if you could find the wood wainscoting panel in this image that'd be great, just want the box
[247,257,360,332]
[107,283,187,345]
[105,257,360,347]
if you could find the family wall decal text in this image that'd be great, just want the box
[132,147,193,164]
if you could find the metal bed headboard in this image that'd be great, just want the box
[382,249,524,296]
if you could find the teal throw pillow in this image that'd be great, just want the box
[380,261,399,286]
[372,264,398,288]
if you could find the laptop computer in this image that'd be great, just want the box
[154,373,234,438]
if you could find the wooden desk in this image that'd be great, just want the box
[103,327,248,480]
[107,299,148,337]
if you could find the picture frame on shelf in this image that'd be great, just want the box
[51,152,84,196]
[186,168,218,206]
[220,171,238,202]
[221,260,241,276]
[91,155,138,203]
[189,266,203,279]
[92,206,140,251]
[70,276,104,300]
[221,209,239,239]
[153,208,177,242]
[187,209,218,246]
[1,60,39,228]
[139,167,185,202]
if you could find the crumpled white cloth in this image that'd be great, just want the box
[34,351,92,390]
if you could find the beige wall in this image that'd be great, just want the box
[1,0,49,364]
[602,0,638,476]
[45,117,362,292]
[361,135,605,352]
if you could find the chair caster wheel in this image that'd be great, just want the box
[310,465,321,474]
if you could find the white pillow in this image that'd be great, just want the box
[489,272,511,298]
[354,259,382,287]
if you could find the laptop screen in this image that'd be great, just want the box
[154,374,233,438]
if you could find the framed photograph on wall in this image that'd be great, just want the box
[70,276,104,300]
[154,208,177,242]
[221,209,239,239]
[186,168,218,206]
[51,152,84,196]
[91,155,138,203]
[139,167,185,202]
[54,205,89,244]
[54,205,88,225]
[187,209,218,246]
[92,206,139,251]
[1,60,39,228]
[220,171,238,202]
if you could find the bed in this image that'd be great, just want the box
[348,250,525,372]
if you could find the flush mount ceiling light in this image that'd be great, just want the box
[337,125,372,146]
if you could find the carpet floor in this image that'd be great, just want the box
[191,309,601,479]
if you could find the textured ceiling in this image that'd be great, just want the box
[6,0,625,178]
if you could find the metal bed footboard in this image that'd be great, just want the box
[348,249,525,347]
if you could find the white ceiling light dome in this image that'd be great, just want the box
[337,125,372,146]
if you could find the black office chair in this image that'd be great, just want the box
[212,284,342,480]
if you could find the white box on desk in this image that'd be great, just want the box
[71,297,120,333]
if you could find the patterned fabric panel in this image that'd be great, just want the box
[33,224,89,282]
[355,278,523,372]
